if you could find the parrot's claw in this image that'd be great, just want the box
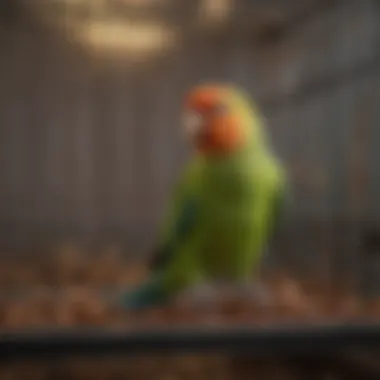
[236,281,274,307]
[177,281,274,309]
[178,282,224,309]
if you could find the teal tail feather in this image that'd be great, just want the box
[119,275,169,310]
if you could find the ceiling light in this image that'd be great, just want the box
[76,20,177,61]
[198,0,234,24]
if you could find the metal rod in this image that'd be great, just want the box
[1,323,380,361]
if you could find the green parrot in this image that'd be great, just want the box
[120,83,288,310]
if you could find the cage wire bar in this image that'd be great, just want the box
[0,0,360,248]
[0,1,375,249]
[1,2,380,378]
[0,3,378,273]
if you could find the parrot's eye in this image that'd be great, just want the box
[182,111,203,139]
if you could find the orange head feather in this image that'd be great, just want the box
[182,84,246,155]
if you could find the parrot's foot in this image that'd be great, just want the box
[178,282,224,310]
[176,281,274,310]
[236,281,274,307]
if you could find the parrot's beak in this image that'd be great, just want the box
[182,111,204,141]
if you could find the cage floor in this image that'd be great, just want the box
[0,253,380,378]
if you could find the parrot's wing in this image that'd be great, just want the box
[121,164,200,311]
[123,189,199,310]
[149,160,201,272]
[270,180,290,239]
[149,197,198,271]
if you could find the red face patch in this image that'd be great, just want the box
[184,85,245,155]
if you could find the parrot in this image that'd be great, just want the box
[120,83,289,310]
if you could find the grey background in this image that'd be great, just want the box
[0,0,379,289]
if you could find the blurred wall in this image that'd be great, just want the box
[0,1,379,277]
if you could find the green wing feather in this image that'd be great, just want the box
[149,197,197,271]
[120,159,202,310]
[269,180,291,240]
[149,158,202,272]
